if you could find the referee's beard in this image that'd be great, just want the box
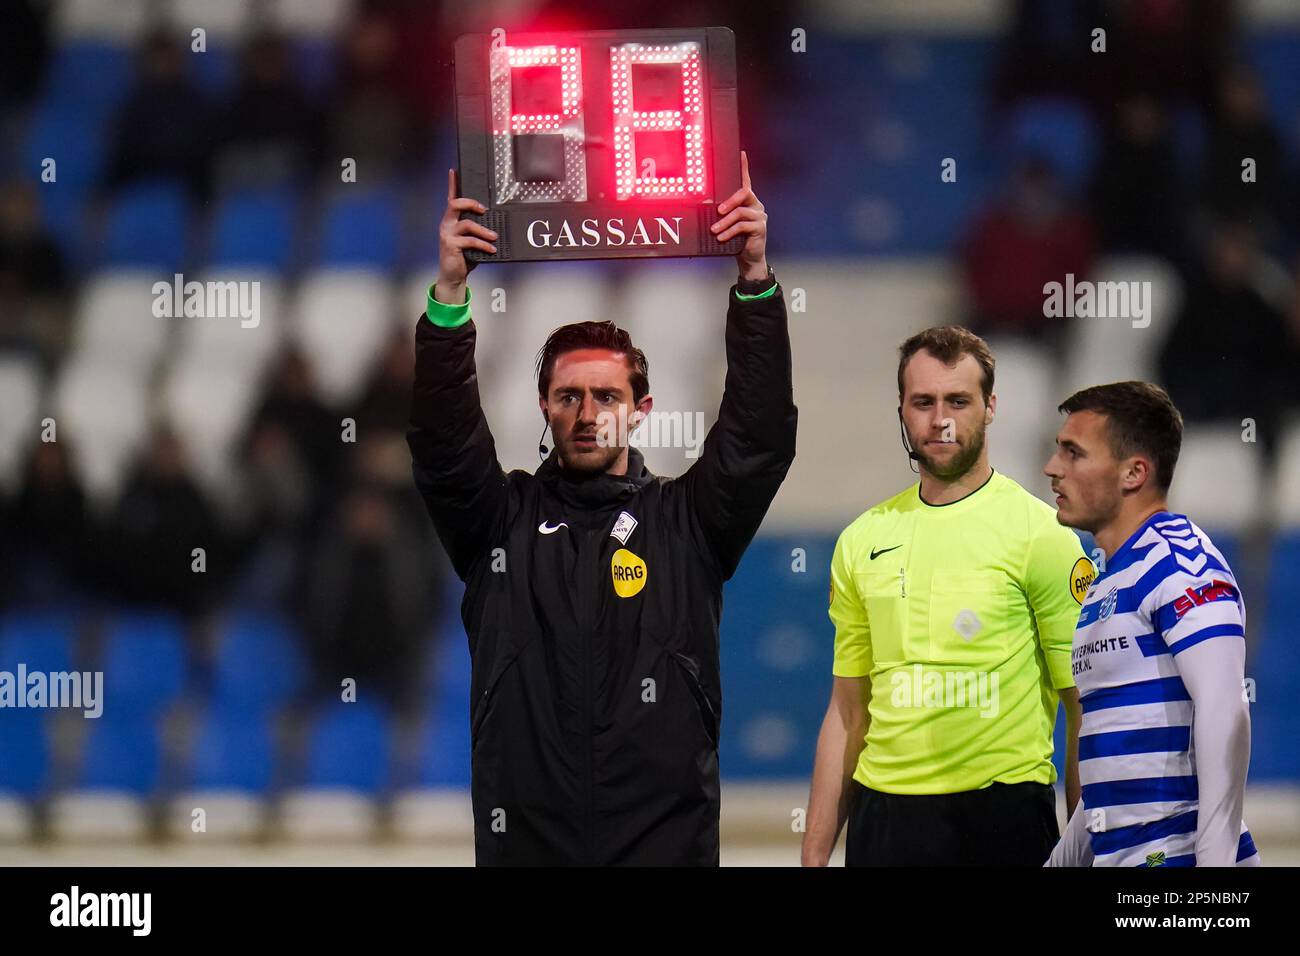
[912,421,987,481]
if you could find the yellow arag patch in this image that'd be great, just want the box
[611,548,647,598]
[1070,556,1095,605]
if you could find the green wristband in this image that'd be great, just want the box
[426,283,472,328]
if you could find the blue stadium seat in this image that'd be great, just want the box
[42,41,134,121]
[100,611,188,717]
[294,37,338,98]
[303,700,392,792]
[187,706,276,793]
[77,714,161,794]
[1000,97,1099,193]
[101,179,191,272]
[22,106,108,258]
[1249,532,1300,780]
[720,536,836,778]
[211,611,306,713]
[415,633,472,787]
[207,187,298,271]
[189,45,238,97]
[316,186,402,268]
[0,711,52,797]
[0,611,78,675]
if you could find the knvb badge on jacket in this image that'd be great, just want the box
[610,511,638,544]
[452,27,744,263]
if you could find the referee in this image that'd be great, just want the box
[802,327,1088,866]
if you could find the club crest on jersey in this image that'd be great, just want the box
[1069,556,1096,605]
[610,511,638,545]
[1099,587,1119,621]
[611,548,647,598]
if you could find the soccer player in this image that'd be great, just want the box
[1044,382,1260,867]
[407,157,796,865]
[803,327,1088,866]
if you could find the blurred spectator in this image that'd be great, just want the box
[1200,66,1283,236]
[214,32,322,192]
[1160,220,1300,452]
[301,480,436,713]
[355,330,416,434]
[107,426,224,615]
[0,179,68,365]
[0,0,49,112]
[3,438,98,608]
[247,349,344,520]
[960,157,1097,343]
[103,31,219,198]
[324,11,419,183]
[1092,94,1184,259]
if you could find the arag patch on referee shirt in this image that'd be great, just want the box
[611,548,647,598]
[1069,556,1095,605]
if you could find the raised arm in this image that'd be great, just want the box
[406,170,509,580]
[681,152,798,578]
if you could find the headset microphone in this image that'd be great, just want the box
[538,417,550,460]
[897,407,921,472]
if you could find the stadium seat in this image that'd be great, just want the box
[49,715,158,841]
[999,97,1099,193]
[270,0,356,37]
[71,270,174,374]
[0,611,78,676]
[291,269,395,405]
[1062,256,1183,395]
[41,40,134,120]
[172,270,285,371]
[720,536,835,778]
[315,186,402,269]
[0,711,53,801]
[22,106,108,258]
[49,357,151,502]
[0,355,42,494]
[1168,424,1266,533]
[280,700,391,841]
[166,705,275,840]
[210,611,306,713]
[1270,418,1300,528]
[979,336,1056,501]
[100,612,189,718]
[101,180,191,273]
[165,0,255,40]
[207,188,299,271]
[53,0,152,44]
[613,262,727,478]
[158,356,261,495]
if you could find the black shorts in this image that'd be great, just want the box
[845,780,1060,866]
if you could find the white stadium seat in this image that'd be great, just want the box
[50,357,151,503]
[291,269,395,406]
[164,0,254,40]
[53,0,152,43]
[0,356,43,494]
[159,358,260,499]
[1062,255,1183,396]
[1270,417,1300,529]
[981,336,1056,502]
[268,0,356,37]
[73,271,175,376]
[1168,424,1265,532]
[173,271,286,379]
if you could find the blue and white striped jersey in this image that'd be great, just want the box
[1073,511,1259,866]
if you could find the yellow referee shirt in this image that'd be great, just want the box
[829,470,1090,794]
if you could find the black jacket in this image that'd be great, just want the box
[407,283,797,865]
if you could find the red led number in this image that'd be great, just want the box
[611,42,707,200]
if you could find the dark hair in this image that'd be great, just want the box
[1058,381,1184,493]
[897,326,995,403]
[535,321,649,402]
